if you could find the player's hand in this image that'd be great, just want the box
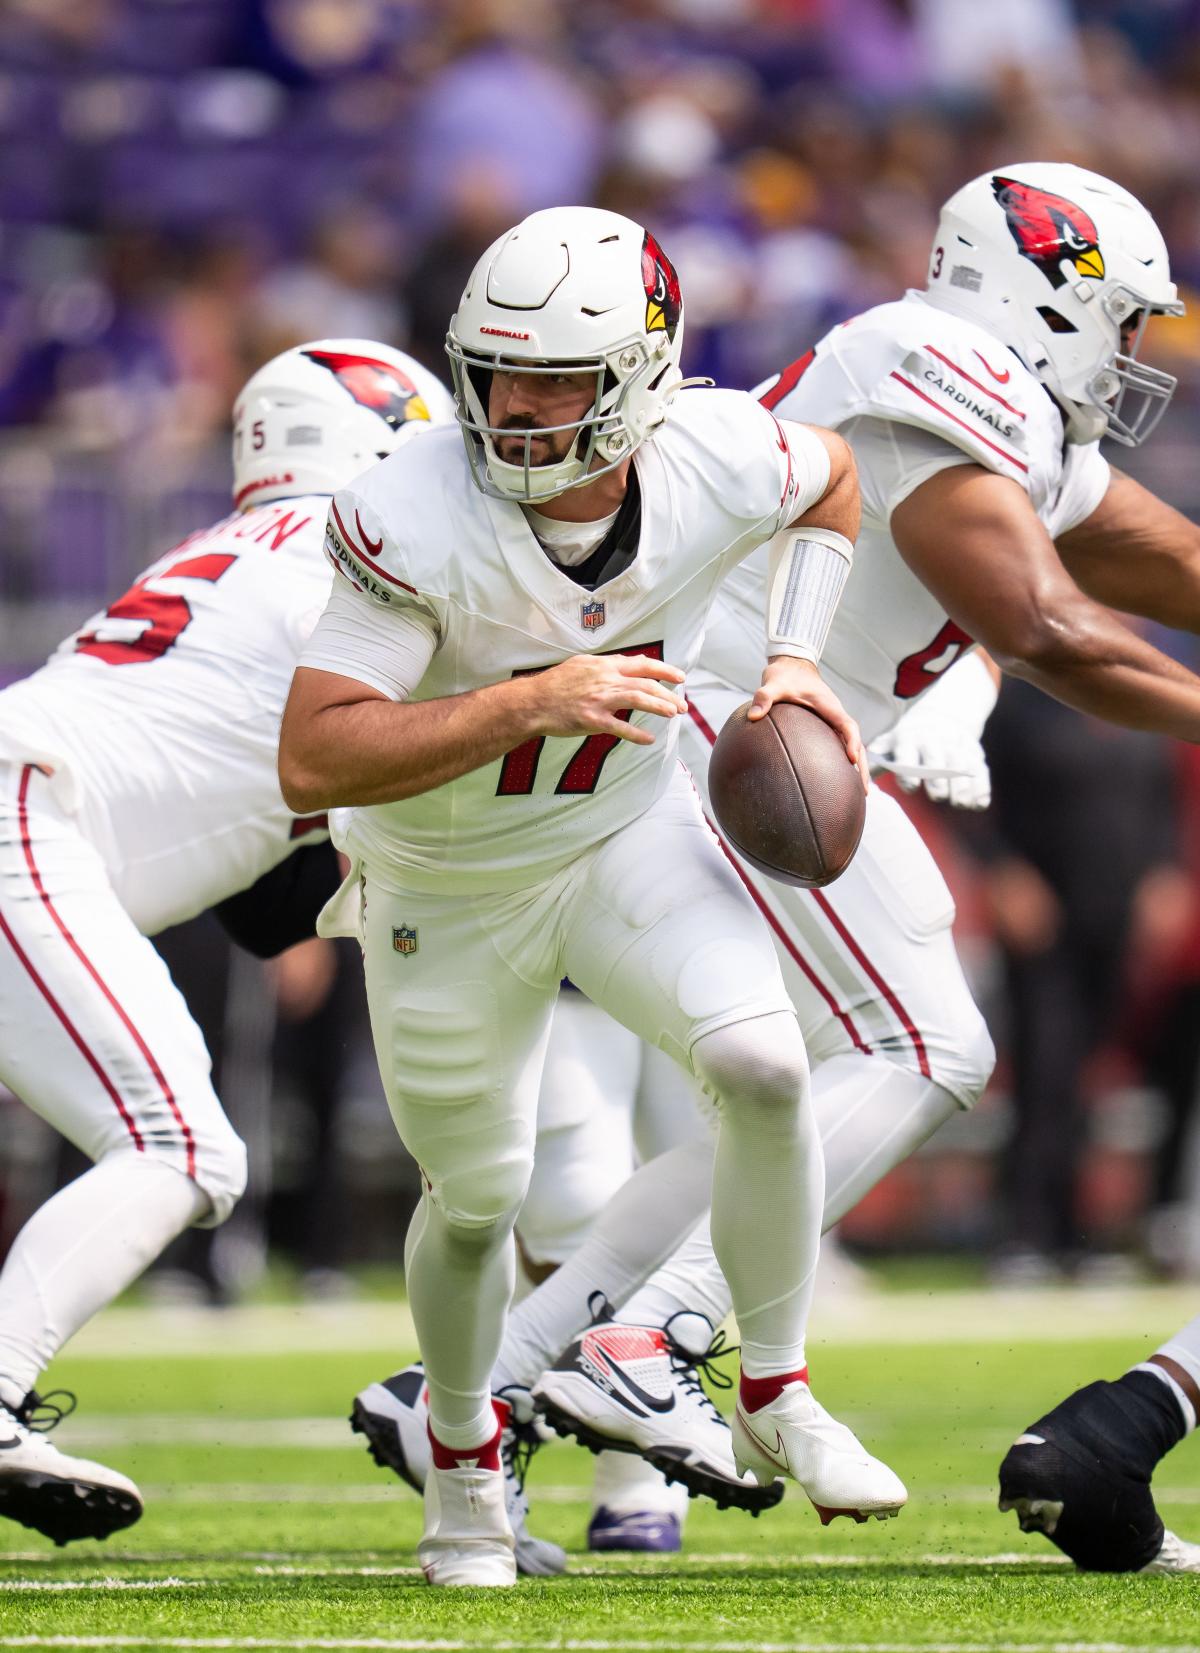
[527,652,687,745]
[752,656,868,791]
[869,706,992,810]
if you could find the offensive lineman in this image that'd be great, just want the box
[0,339,450,1545]
[278,205,907,1588]
[356,164,1200,1574]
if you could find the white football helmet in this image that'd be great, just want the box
[231,339,455,510]
[445,206,685,502]
[924,162,1184,445]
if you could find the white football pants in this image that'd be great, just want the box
[0,761,247,1395]
[351,767,824,1444]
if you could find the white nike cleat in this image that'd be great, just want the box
[351,1365,566,1576]
[0,1391,142,1545]
[420,1410,515,1588]
[1140,1530,1200,1574]
[733,1377,907,1525]
[534,1300,782,1515]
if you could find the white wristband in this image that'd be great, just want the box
[767,527,854,663]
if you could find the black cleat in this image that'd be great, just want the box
[0,1390,142,1546]
[999,1371,1189,1572]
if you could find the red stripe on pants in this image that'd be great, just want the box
[15,765,198,1178]
[686,702,871,1057]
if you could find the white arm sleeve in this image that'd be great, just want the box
[299,578,438,701]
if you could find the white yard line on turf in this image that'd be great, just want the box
[65,1284,1200,1358]
[3,1638,1199,1653]
[0,1580,201,1591]
[0,1553,1070,1575]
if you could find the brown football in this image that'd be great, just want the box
[708,701,866,888]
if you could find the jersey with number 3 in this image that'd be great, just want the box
[0,498,333,934]
[302,387,827,893]
[702,289,1112,741]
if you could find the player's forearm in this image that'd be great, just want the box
[1056,471,1200,633]
[279,679,541,810]
[1001,622,1200,742]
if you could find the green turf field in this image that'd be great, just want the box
[1,1290,1198,1652]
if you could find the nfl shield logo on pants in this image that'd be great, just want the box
[392,925,418,956]
[580,599,606,630]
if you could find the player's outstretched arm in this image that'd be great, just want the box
[892,464,1200,743]
[1055,468,1200,632]
[278,653,686,813]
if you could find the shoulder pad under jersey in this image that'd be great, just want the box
[658,385,795,528]
[326,427,466,609]
[763,295,1064,502]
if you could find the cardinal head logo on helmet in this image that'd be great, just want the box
[991,175,1105,291]
[302,348,431,427]
[641,231,682,340]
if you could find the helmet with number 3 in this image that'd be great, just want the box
[925,162,1184,446]
[231,339,454,511]
[446,206,686,502]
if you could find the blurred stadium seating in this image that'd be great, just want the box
[4,0,1200,1288]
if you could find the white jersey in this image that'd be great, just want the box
[301,388,828,893]
[703,290,1111,739]
[0,497,333,934]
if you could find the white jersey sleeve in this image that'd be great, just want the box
[299,578,438,700]
[843,415,978,521]
[774,417,832,528]
[1047,442,1111,538]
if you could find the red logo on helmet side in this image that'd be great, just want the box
[991,175,1105,290]
[641,231,681,341]
[303,349,431,428]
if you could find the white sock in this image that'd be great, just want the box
[699,1012,822,1379]
[492,1139,714,1394]
[1133,1362,1197,1434]
[592,1448,690,1520]
[620,1218,726,1330]
[620,1055,959,1332]
[817,1055,960,1226]
[0,1153,209,1400]
[1151,1312,1200,1422]
[405,1191,514,1448]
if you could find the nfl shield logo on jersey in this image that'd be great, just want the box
[392,925,418,956]
[580,599,606,631]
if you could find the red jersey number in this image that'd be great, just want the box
[75,551,238,666]
[497,642,666,797]
[893,620,973,699]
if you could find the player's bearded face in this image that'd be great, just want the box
[489,370,596,468]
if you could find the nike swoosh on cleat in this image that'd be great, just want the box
[739,1416,789,1471]
[973,350,1011,384]
[0,1436,23,1450]
[594,1351,677,1416]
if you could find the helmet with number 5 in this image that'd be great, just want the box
[924,162,1184,446]
[446,206,686,502]
[231,338,455,511]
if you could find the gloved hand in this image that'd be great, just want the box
[869,649,997,810]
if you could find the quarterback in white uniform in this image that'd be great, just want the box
[368,165,1200,1571]
[281,205,908,1587]
[0,339,450,1545]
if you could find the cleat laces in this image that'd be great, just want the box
[14,1389,77,1434]
[663,1314,737,1426]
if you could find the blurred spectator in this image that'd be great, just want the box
[961,681,1181,1280]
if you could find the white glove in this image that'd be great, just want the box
[870,650,997,810]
